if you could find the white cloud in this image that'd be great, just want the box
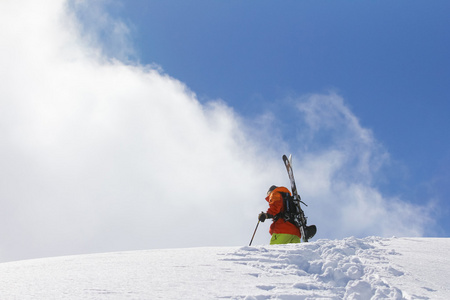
[0,0,276,262]
[0,0,434,262]
[293,94,434,238]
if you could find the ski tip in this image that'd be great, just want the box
[282,154,293,162]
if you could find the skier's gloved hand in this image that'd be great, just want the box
[258,212,273,222]
[258,212,267,222]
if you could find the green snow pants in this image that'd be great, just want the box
[270,233,301,245]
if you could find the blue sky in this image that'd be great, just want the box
[103,1,450,231]
[1,0,449,262]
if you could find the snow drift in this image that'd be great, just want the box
[0,237,448,299]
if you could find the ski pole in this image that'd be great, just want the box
[249,220,260,246]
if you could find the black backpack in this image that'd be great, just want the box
[274,192,302,228]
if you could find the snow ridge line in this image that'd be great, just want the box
[222,236,405,299]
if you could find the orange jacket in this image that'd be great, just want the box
[266,186,301,238]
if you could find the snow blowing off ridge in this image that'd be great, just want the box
[0,237,448,299]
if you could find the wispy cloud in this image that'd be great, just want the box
[0,0,434,262]
[292,93,434,238]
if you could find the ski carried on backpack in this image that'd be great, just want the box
[282,154,317,242]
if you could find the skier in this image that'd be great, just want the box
[258,185,301,244]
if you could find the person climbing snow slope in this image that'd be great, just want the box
[258,185,301,244]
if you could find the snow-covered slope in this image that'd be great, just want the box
[0,237,448,299]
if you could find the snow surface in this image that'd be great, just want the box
[0,237,448,299]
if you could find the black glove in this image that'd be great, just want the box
[258,212,267,222]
